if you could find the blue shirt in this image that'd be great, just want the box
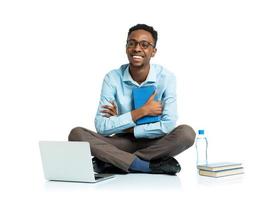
[94,64,178,139]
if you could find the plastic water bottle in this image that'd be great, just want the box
[196,129,208,166]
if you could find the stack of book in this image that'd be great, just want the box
[197,162,244,178]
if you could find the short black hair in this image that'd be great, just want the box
[128,24,158,47]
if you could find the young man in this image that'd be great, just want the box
[68,24,196,175]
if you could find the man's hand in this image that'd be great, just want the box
[131,93,162,122]
[101,101,118,118]
[142,93,162,116]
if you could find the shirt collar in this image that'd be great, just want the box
[123,64,157,85]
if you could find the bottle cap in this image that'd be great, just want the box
[198,130,205,135]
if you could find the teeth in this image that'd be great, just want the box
[133,56,142,59]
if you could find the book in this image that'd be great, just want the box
[132,85,161,125]
[199,167,244,178]
[197,162,242,171]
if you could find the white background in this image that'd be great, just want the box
[0,0,272,199]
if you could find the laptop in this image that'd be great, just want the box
[39,141,115,183]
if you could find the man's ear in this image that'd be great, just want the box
[151,48,157,57]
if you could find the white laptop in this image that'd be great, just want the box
[39,141,115,183]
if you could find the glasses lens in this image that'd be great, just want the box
[127,40,136,48]
[139,41,150,49]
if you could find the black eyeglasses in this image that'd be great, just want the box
[126,39,155,49]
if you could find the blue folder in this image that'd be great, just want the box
[132,86,161,125]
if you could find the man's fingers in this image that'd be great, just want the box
[110,101,117,109]
[111,101,118,114]
[147,92,156,103]
[100,102,119,118]
[101,109,115,116]
[102,105,116,113]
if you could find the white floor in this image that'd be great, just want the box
[2,143,271,200]
[36,170,268,200]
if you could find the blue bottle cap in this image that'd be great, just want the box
[198,130,205,135]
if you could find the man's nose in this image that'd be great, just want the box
[134,43,142,51]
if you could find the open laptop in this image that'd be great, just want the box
[39,141,115,183]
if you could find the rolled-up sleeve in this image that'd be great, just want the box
[94,74,136,136]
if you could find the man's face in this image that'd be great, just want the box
[126,29,157,68]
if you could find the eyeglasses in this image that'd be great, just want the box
[126,39,155,49]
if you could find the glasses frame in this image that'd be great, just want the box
[126,39,155,49]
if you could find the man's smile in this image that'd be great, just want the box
[132,55,144,62]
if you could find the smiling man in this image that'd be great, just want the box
[68,24,196,175]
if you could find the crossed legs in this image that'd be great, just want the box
[68,125,196,172]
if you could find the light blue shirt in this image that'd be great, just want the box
[94,64,178,139]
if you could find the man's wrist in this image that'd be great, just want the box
[131,107,148,122]
[140,106,149,116]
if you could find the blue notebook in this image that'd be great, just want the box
[132,86,161,125]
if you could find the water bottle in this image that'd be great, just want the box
[196,129,208,166]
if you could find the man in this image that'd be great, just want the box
[69,24,196,175]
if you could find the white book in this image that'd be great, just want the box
[197,162,242,171]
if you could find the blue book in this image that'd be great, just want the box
[132,86,161,125]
